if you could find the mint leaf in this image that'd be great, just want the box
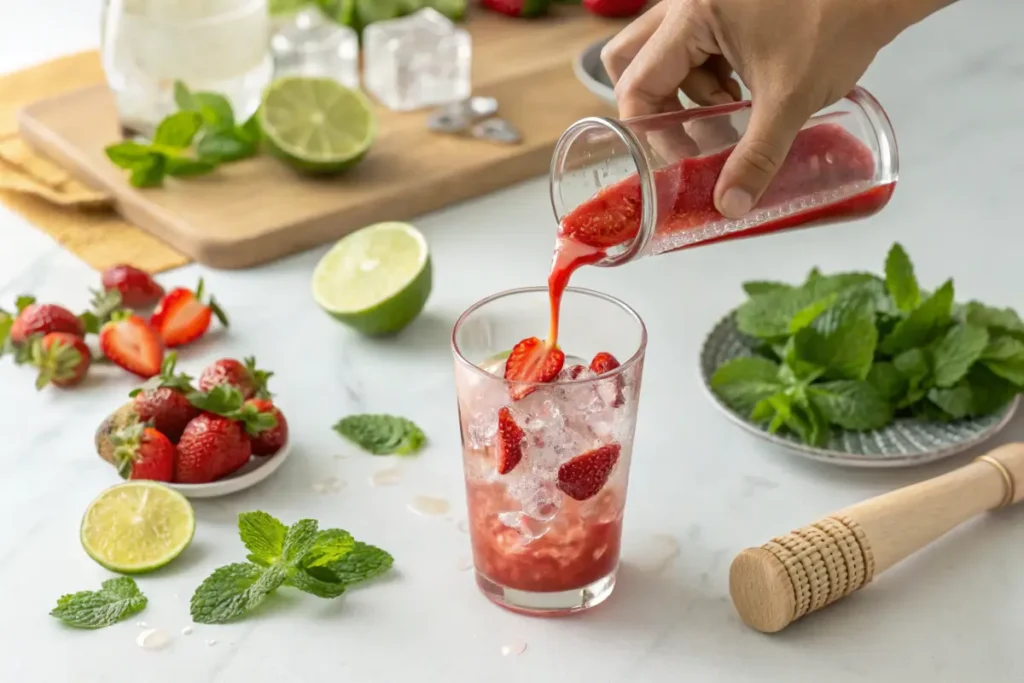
[129,155,167,188]
[932,324,989,387]
[793,291,877,381]
[282,519,320,565]
[742,281,791,296]
[105,141,157,170]
[787,294,836,334]
[965,365,1019,415]
[301,529,356,568]
[153,111,203,148]
[884,243,920,313]
[190,563,286,625]
[927,383,973,419]
[197,129,257,163]
[239,511,288,567]
[808,380,892,431]
[173,80,196,111]
[893,348,931,406]
[779,337,825,384]
[323,542,394,585]
[240,114,262,145]
[750,391,826,445]
[709,357,783,414]
[0,310,12,353]
[981,335,1024,385]
[287,569,348,599]
[867,362,907,403]
[880,279,955,356]
[962,301,1024,338]
[51,577,147,629]
[333,414,427,455]
[165,157,217,178]
[736,273,879,340]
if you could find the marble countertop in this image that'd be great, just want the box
[2,1,1023,681]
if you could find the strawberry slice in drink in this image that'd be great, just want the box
[590,351,625,407]
[504,337,565,401]
[557,443,621,501]
[495,406,525,475]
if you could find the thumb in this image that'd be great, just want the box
[714,98,808,219]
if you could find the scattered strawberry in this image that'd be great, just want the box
[29,332,92,389]
[111,421,175,482]
[99,311,165,378]
[175,413,252,483]
[582,0,647,18]
[480,0,550,18]
[590,351,625,406]
[129,353,200,442]
[198,357,272,399]
[9,298,84,345]
[149,278,228,348]
[95,402,138,465]
[557,443,621,501]
[495,406,525,474]
[504,337,565,400]
[101,264,165,309]
[245,398,288,456]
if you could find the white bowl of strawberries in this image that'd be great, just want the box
[96,355,292,499]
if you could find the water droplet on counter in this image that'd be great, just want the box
[456,556,473,571]
[370,466,403,487]
[181,626,193,636]
[408,495,450,517]
[311,476,345,494]
[501,640,527,657]
[206,639,217,647]
[633,534,681,573]
[455,520,469,534]
[136,628,171,650]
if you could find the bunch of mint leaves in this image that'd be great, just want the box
[105,82,260,188]
[190,511,393,624]
[711,242,1024,446]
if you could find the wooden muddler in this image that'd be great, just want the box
[729,443,1024,633]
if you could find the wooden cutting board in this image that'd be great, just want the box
[16,7,620,270]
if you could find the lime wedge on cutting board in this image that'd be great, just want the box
[258,76,377,175]
[80,481,195,574]
[312,222,432,336]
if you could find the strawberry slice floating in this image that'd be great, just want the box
[99,311,165,379]
[504,336,565,401]
[590,351,625,407]
[495,406,525,475]
[557,443,621,501]
[150,278,228,348]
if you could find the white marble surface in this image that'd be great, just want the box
[2,1,1024,681]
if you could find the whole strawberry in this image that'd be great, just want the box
[245,398,288,456]
[102,264,165,309]
[150,278,228,348]
[99,311,165,378]
[198,357,272,400]
[9,297,84,345]
[29,332,92,389]
[582,0,646,18]
[129,352,200,442]
[111,421,175,482]
[480,0,551,18]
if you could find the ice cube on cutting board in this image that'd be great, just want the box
[271,8,359,88]
[363,8,472,112]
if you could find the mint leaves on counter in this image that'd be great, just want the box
[190,512,393,624]
[712,243,1024,445]
[51,577,147,629]
[333,414,426,455]
[105,82,259,188]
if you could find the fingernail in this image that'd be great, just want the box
[720,187,753,217]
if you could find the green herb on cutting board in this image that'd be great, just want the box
[104,82,259,188]
[711,243,1024,446]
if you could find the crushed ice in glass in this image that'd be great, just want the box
[363,8,471,112]
[270,8,359,87]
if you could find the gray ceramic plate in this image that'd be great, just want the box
[699,312,1020,468]
[573,37,616,105]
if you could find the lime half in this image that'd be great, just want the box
[80,481,195,574]
[312,222,432,336]
[259,76,377,175]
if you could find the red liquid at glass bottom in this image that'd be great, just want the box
[547,122,896,343]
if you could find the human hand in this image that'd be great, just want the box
[601,0,932,218]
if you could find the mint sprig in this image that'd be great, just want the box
[51,577,147,629]
[333,414,426,455]
[713,243,1024,445]
[105,81,258,188]
[190,512,393,624]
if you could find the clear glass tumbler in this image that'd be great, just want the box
[550,86,899,267]
[101,0,274,137]
[452,286,647,615]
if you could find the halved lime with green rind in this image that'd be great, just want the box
[258,76,377,175]
[312,222,432,336]
[80,481,195,575]
[269,0,311,16]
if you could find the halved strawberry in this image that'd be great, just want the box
[30,332,92,389]
[504,337,565,401]
[149,278,228,348]
[99,311,165,378]
[590,351,625,407]
[495,406,525,475]
[557,443,621,501]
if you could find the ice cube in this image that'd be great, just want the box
[514,477,562,522]
[497,511,550,544]
[270,8,359,87]
[363,8,471,112]
[467,407,499,448]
